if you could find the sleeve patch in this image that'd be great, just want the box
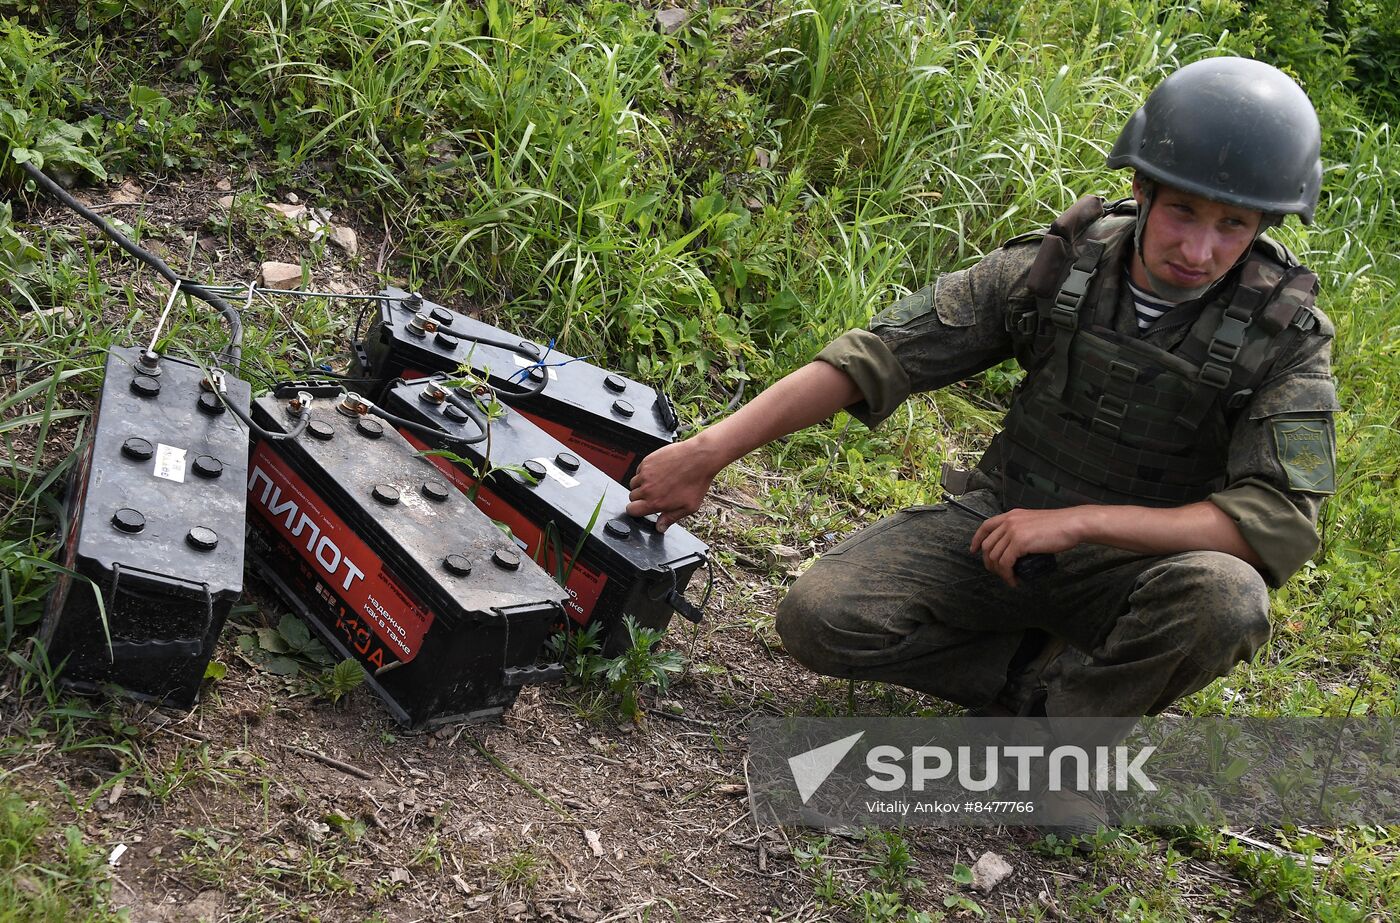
[1271,418,1336,494]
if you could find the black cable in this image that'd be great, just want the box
[225,398,312,442]
[372,404,488,446]
[18,162,245,370]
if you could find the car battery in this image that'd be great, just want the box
[380,377,709,647]
[352,286,678,484]
[40,346,251,709]
[243,391,569,728]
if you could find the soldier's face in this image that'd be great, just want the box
[1130,179,1263,301]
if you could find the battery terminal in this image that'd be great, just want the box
[336,392,371,418]
[201,368,228,394]
[286,390,314,416]
[406,311,438,337]
[421,382,449,404]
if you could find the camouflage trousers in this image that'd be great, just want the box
[775,488,1271,717]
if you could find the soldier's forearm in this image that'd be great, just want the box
[691,360,864,469]
[1074,500,1264,569]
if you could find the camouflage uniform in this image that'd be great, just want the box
[775,220,1338,717]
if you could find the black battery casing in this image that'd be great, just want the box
[244,393,569,728]
[381,378,708,646]
[40,346,250,709]
[352,287,678,484]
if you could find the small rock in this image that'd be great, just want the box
[389,867,410,884]
[655,8,689,33]
[755,147,771,169]
[215,177,232,192]
[259,261,303,289]
[330,225,358,257]
[970,850,1013,893]
[327,280,353,295]
[215,195,235,211]
[265,202,308,222]
[111,179,143,204]
[285,191,300,205]
[766,544,803,567]
[583,829,603,857]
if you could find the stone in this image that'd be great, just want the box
[285,191,300,205]
[330,225,358,256]
[970,850,1013,893]
[215,177,232,192]
[215,195,235,210]
[259,261,303,289]
[655,8,689,33]
[264,202,308,222]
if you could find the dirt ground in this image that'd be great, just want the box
[2,173,1278,922]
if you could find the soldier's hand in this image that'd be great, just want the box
[625,438,724,533]
[970,507,1086,587]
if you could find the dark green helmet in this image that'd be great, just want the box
[1108,57,1322,224]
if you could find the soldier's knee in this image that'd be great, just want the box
[774,566,869,674]
[1151,551,1271,663]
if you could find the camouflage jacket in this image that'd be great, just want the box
[816,212,1338,587]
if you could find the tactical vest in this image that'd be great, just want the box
[979,195,1322,509]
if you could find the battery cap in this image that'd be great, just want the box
[197,391,226,416]
[611,399,634,418]
[357,418,385,439]
[604,518,633,539]
[555,451,580,472]
[604,374,627,393]
[522,460,547,484]
[492,549,521,570]
[431,307,454,326]
[130,376,161,398]
[443,554,472,577]
[372,484,401,505]
[443,404,469,424]
[434,331,458,351]
[112,508,146,533]
[308,420,335,441]
[192,454,224,478]
[122,437,155,461]
[186,527,219,551]
[422,480,450,502]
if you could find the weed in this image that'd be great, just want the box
[308,659,366,705]
[588,615,684,722]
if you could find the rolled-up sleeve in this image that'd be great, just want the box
[1209,329,1338,587]
[814,245,1033,428]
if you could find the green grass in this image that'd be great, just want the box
[1,0,1398,918]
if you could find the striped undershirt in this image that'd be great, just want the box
[1126,276,1177,332]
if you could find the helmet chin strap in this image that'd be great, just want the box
[1133,180,1281,304]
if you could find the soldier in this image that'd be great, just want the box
[626,57,1337,831]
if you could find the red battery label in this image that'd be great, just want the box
[401,433,608,625]
[247,442,433,665]
[522,412,637,483]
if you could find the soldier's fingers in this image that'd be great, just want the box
[970,520,993,553]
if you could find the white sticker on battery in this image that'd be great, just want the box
[530,457,580,489]
[512,355,559,380]
[153,444,187,483]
